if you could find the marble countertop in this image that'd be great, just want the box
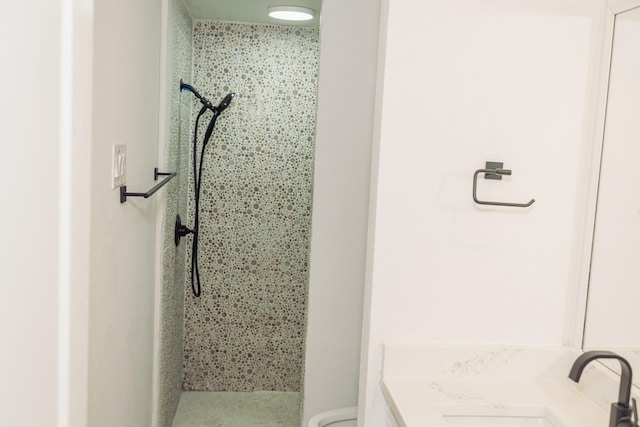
[381,345,636,427]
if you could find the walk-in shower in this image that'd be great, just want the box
[157,0,322,425]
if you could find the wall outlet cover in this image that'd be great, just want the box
[112,144,126,189]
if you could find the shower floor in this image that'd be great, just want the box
[171,391,301,427]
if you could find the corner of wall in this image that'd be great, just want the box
[153,0,193,425]
[356,0,391,423]
[302,0,383,424]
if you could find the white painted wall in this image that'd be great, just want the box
[359,0,600,425]
[302,0,382,424]
[2,2,63,425]
[1,0,93,426]
[89,0,163,425]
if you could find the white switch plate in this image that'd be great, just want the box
[112,144,126,189]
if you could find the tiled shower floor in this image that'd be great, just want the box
[171,391,301,427]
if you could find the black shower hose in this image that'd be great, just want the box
[190,106,219,297]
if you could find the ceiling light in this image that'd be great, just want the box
[268,6,314,21]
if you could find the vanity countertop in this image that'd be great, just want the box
[381,345,630,427]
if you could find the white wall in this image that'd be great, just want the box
[302,0,382,424]
[1,0,93,426]
[89,0,163,424]
[2,2,63,425]
[360,0,600,425]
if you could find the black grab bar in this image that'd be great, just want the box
[120,168,176,203]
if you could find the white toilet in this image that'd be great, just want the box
[308,407,357,427]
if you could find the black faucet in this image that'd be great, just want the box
[569,351,637,427]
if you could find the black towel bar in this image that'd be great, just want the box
[120,168,177,203]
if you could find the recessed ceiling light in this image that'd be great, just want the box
[268,6,314,21]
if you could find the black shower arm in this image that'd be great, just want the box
[181,79,214,111]
[180,79,202,98]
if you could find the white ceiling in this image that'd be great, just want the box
[182,0,323,27]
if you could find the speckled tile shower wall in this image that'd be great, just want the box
[183,21,319,392]
[157,0,192,426]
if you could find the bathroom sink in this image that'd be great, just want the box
[444,413,563,427]
[442,407,566,427]
[444,416,554,427]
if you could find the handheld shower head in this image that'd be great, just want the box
[216,93,235,114]
[202,93,235,146]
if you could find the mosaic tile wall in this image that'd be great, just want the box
[157,1,192,426]
[182,20,320,392]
